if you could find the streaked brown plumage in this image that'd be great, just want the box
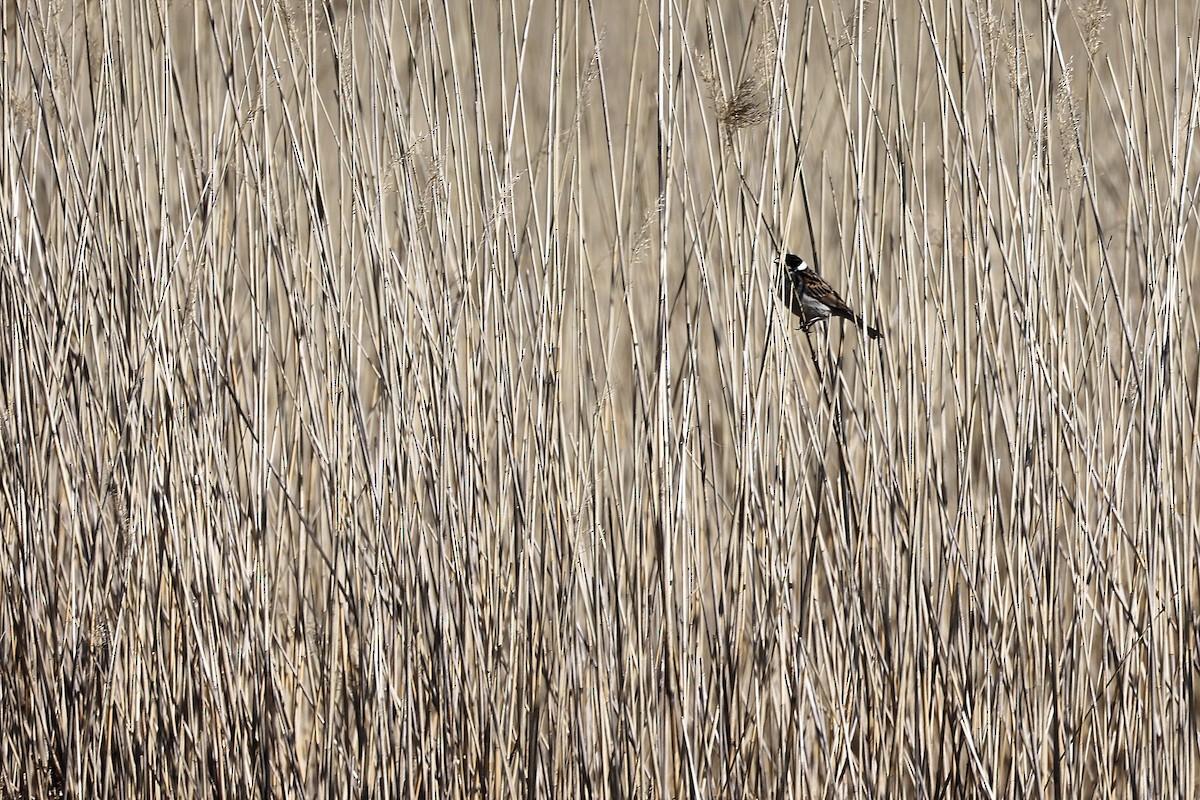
[778,254,884,340]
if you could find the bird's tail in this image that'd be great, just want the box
[833,308,885,340]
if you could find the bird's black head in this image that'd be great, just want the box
[783,253,815,273]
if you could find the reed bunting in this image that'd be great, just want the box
[778,254,883,340]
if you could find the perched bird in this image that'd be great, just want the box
[778,253,884,340]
